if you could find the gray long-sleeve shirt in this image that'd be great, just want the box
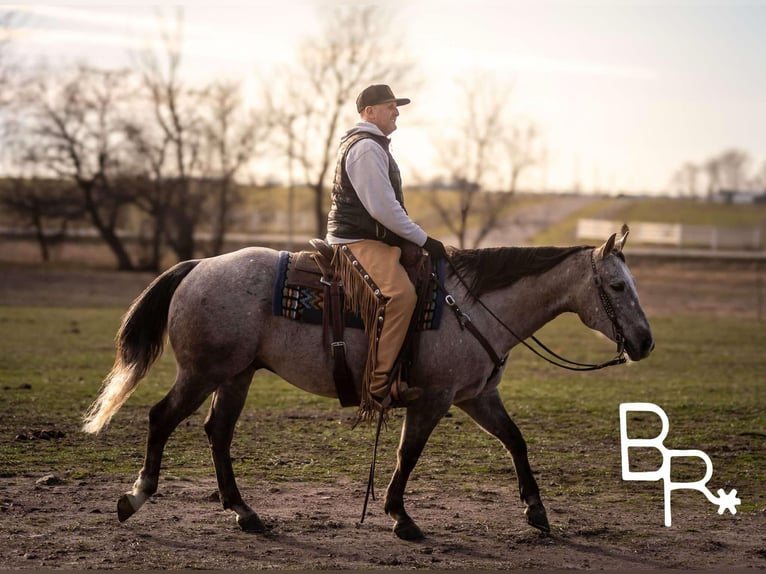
[326,122,428,247]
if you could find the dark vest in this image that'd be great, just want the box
[327,131,405,246]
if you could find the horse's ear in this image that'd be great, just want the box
[616,224,630,253]
[595,233,617,260]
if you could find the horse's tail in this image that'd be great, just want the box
[82,259,200,434]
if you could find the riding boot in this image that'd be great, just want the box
[389,377,424,405]
[370,371,423,409]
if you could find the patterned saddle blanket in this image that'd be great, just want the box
[272,250,445,331]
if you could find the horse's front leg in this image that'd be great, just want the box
[384,397,451,541]
[456,389,550,533]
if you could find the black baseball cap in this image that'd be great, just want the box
[356,84,411,113]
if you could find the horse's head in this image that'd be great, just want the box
[581,224,654,361]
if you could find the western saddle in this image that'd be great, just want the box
[306,238,434,408]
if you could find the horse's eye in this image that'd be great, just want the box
[610,281,626,292]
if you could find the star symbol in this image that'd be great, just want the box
[715,488,741,515]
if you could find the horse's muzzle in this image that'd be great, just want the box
[626,334,655,361]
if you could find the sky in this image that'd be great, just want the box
[2,1,766,194]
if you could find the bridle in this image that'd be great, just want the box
[434,248,628,374]
[589,250,626,359]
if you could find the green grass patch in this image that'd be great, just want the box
[1,303,763,518]
[534,196,766,247]
[0,296,763,529]
[610,198,766,229]
[531,197,618,246]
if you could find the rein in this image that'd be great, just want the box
[435,249,627,373]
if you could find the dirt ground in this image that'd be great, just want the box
[1,472,764,570]
[1,255,765,570]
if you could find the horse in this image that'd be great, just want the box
[82,225,654,540]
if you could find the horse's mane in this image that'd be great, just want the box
[448,245,591,296]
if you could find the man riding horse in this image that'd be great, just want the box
[326,84,447,415]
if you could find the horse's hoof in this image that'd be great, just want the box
[117,494,137,523]
[393,518,425,541]
[525,503,550,534]
[237,512,266,533]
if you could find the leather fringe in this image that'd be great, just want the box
[332,245,386,423]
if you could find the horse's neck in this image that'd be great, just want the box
[482,249,589,345]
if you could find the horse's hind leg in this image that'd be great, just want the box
[118,371,216,523]
[456,390,550,533]
[203,367,264,533]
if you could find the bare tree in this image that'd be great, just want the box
[472,122,541,247]
[0,10,16,113]
[717,149,751,191]
[704,148,751,201]
[430,76,542,248]
[0,10,22,151]
[135,8,207,261]
[753,159,766,193]
[2,22,85,260]
[0,176,83,261]
[122,9,267,265]
[670,161,701,198]
[120,116,171,270]
[134,10,265,261]
[269,5,415,237]
[20,65,139,269]
[263,70,315,248]
[199,80,265,256]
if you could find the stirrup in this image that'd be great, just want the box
[390,379,423,404]
[370,380,422,410]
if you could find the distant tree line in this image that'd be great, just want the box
[670,149,766,201]
[0,6,547,268]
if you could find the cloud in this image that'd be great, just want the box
[8,5,211,35]
[444,49,657,81]
[517,54,657,81]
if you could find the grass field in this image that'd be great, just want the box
[0,255,764,569]
[1,190,765,569]
[0,266,763,513]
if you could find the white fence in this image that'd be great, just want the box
[577,219,763,251]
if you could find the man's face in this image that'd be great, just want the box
[365,101,400,136]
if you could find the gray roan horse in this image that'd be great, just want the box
[82,225,653,540]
